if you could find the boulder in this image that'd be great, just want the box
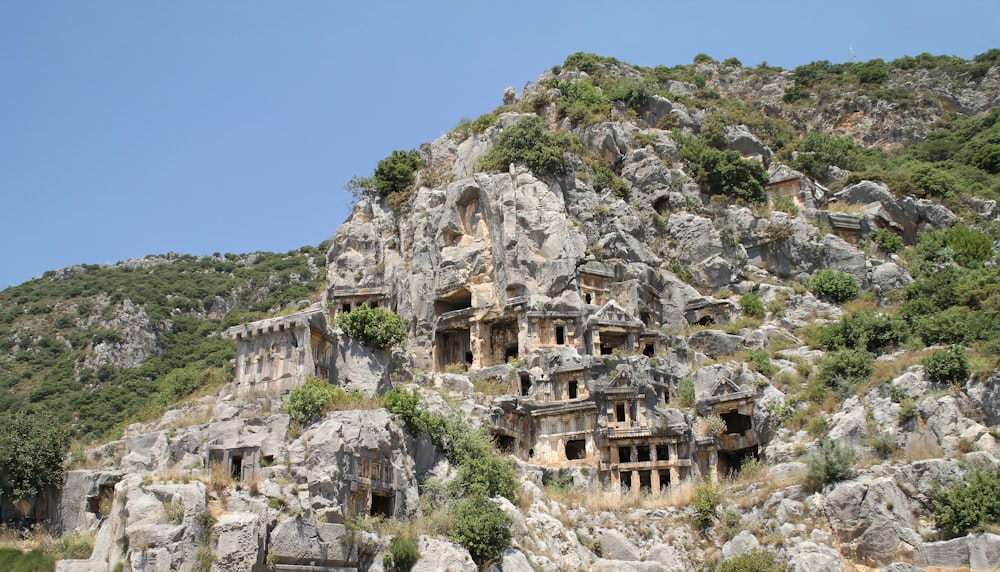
[687,330,745,359]
[412,536,476,571]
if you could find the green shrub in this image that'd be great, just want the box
[871,228,903,255]
[803,439,855,492]
[337,305,408,350]
[455,454,518,502]
[691,485,720,528]
[923,346,970,386]
[745,349,775,377]
[818,310,908,354]
[933,466,1000,535]
[450,496,512,565]
[286,377,348,424]
[681,135,768,203]
[479,115,577,177]
[709,549,781,572]
[809,269,859,303]
[783,84,810,103]
[675,377,695,408]
[385,534,420,572]
[851,58,889,84]
[593,165,629,198]
[770,195,800,216]
[0,548,55,572]
[739,294,765,319]
[817,349,874,390]
[898,398,918,424]
[807,416,829,436]
[0,413,69,503]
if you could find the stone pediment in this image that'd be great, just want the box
[585,300,643,329]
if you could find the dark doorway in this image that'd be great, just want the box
[618,446,632,463]
[494,434,515,453]
[638,470,652,492]
[643,343,655,357]
[615,402,626,423]
[620,471,632,490]
[718,446,759,477]
[658,470,671,491]
[721,411,752,434]
[231,455,243,480]
[565,439,586,460]
[555,326,565,345]
[370,493,393,517]
[520,373,531,396]
[568,380,578,399]
[636,446,651,463]
[504,346,518,361]
[656,444,670,461]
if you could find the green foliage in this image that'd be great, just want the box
[0,548,55,572]
[898,398,918,424]
[450,495,512,565]
[745,349,775,377]
[704,549,780,572]
[455,454,518,501]
[770,195,800,216]
[691,485,720,528]
[809,269,859,303]
[337,305,408,350]
[739,294,765,319]
[450,113,498,140]
[385,534,420,572]
[675,377,695,408]
[803,439,855,492]
[372,150,424,199]
[562,52,619,75]
[0,413,69,503]
[923,346,970,386]
[0,245,327,442]
[818,310,908,354]
[782,84,810,103]
[817,349,874,390]
[286,377,356,424]
[871,228,903,254]
[681,136,768,203]
[933,466,1000,535]
[592,165,629,198]
[693,53,715,64]
[479,115,578,177]
[850,58,889,84]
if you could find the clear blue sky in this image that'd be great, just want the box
[2,1,997,289]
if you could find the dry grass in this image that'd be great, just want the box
[0,526,95,560]
[572,481,699,513]
[827,202,869,213]
[208,461,234,496]
[472,377,512,397]
[870,349,934,385]
[904,439,944,463]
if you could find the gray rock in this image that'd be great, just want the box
[499,547,534,572]
[787,541,843,572]
[724,125,771,160]
[412,536,476,571]
[823,477,922,566]
[211,512,264,572]
[687,331,745,360]
[596,528,640,561]
[335,336,391,397]
[722,530,760,559]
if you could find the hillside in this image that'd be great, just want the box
[0,245,328,440]
[3,49,1000,572]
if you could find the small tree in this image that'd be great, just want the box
[0,413,69,507]
[803,439,855,492]
[923,346,970,386]
[450,496,512,565]
[691,485,720,528]
[740,294,765,319]
[809,269,859,303]
[337,305,408,350]
[286,377,345,424]
[933,466,1000,536]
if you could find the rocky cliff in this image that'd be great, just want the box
[36,50,1000,571]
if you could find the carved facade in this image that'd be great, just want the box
[225,307,336,395]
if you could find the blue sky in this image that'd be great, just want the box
[1,1,997,289]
